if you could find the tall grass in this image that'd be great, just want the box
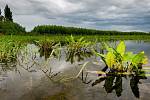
[1,35,150,43]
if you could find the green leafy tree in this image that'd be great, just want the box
[0,21,26,34]
[4,5,13,22]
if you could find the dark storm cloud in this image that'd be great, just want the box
[0,0,150,31]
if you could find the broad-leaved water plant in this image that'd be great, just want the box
[87,41,149,98]
[94,41,148,73]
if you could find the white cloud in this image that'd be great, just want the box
[0,0,150,31]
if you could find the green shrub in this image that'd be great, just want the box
[0,21,25,34]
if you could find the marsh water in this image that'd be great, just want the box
[0,40,150,100]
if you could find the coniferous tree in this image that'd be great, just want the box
[4,5,13,22]
[0,9,3,21]
[0,9,1,16]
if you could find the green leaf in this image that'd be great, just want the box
[104,43,114,52]
[78,37,84,42]
[117,41,126,56]
[95,52,105,58]
[106,52,116,68]
[70,35,75,42]
[142,56,148,64]
[123,52,135,62]
[92,50,106,63]
[132,51,145,66]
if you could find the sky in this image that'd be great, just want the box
[0,0,150,32]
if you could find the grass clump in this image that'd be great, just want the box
[0,40,23,63]
[65,35,93,63]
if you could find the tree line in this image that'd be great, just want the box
[0,5,150,35]
[31,25,149,35]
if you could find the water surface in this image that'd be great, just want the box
[0,40,150,100]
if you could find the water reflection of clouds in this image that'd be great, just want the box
[0,40,150,99]
[125,41,150,57]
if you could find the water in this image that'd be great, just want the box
[0,40,150,100]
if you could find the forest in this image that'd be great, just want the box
[31,25,150,35]
[0,5,25,34]
[0,5,150,35]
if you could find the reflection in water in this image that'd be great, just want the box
[44,92,68,100]
[0,63,18,81]
[90,40,149,98]
[0,40,150,100]
[92,66,147,98]
[39,42,55,59]
[34,40,60,60]
[65,47,93,64]
[65,36,93,63]
[130,67,147,98]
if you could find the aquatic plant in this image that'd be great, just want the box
[91,69,147,98]
[34,39,61,59]
[0,40,23,63]
[89,41,148,98]
[94,41,148,73]
[65,35,93,63]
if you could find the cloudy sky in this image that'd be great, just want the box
[0,0,150,32]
